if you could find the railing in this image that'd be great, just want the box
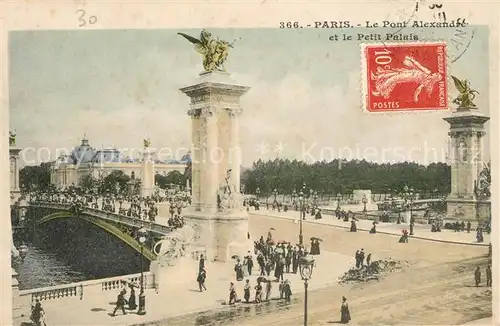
[31,202,173,235]
[18,272,155,307]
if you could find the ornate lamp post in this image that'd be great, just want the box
[273,188,278,203]
[362,194,368,214]
[299,255,315,326]
[298,190,304,245]
[403,185,415,235]
[336,193,341,210]
[137,227,148,315]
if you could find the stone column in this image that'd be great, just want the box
[179,71,251,262]
[12,268,21,319]
[189,110,202,210]
[228,109,242,192]
[443,109,490,221]
[141,148,155,198]
[202,107,219,212]
[9,148,21,192]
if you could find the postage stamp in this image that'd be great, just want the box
[362,42,448,112]
[1,2,499,326]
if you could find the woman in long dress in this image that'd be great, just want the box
[235,259,244,281]
[128,285,137,310]
[340,296,351,324]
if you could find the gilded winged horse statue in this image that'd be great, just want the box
[451,76,479,109]
[178,30,239,72]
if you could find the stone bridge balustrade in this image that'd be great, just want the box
[28,202,173,236]
[16,272,154,313]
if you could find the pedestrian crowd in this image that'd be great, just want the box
[25,186,190,231]
[474,264,492,287]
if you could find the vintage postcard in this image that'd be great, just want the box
[1,1,498,325]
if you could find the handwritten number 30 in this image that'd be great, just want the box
[77,10,97,27]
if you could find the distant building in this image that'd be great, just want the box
[50,137,189,189]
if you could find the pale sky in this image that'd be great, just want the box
[9,27,491,167]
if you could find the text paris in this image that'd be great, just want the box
[356,33,418,41]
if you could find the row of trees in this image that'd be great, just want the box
[241,159,451,196]
[19,164,187,194]
[20,158,452,196]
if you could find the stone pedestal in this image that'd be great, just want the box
[183,210,253,262]
[12,268,21,319]
[140,148,155,198]
[179,71,251,262]
[443,108,490,222]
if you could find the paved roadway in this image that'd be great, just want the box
[137,213,492,325]
[16,210,493,325]
[253,209,491,246]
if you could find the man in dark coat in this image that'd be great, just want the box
[285,251,292,272]
[359,249,365,267]
[257,253,266,276]
[467,221,471,233]
[283,280,292,302]
[292,248,299,274]
[112,289,128,316]
[199,254,205,273]
[486,264,492,287]
[474,266,481,287]
[197,268,207,292]
[245,253,254,276]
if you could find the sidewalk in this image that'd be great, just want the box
[251,209,490,246]
[463,317,494,325]
[14,251,351,326]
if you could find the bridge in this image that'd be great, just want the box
[16,201,177,261]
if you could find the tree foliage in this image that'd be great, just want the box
[100,170,132,194]
[155,170,186,189]
[241,158,451,195]
[20,162,52,191]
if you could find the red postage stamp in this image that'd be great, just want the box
[362,42,448,112]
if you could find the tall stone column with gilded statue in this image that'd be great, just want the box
[150,30,251,290]
[140,137,155,198]
[178,29,251,262]
[444,76,491,225]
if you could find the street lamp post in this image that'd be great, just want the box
[362,194,368,214]
[299,255,315,326]
[403,185,415,235]
[291,189,297,210]
[273,188,278,203]
[137,227,148,315]
[299,190,304,245]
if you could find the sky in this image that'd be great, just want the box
[9,27,491,167]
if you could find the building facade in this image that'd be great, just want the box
[50,137,189,189]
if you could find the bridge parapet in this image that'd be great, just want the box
[30,202,172,235]
[17,272,155,312]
